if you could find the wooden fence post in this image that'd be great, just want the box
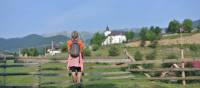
[37,61,41,88]
[3,56,6,87]
[124,49,151,77]
[181,49,186,86]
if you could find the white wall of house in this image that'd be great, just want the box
[102,35,127,45]
[104,30,111,36]
[47,49,61,56]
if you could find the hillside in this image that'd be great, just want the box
[42,31,93,45]
[193,19,200,27]
[0,34,69,51]
[126,33,200,47]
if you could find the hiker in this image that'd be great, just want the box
[67,31,84,87]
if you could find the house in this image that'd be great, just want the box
[46,41,61,56]
[102,26,127,45]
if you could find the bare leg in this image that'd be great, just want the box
[77,72,82,83]
[72,72,77,83]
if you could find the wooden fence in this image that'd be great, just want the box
[1,54,200,87]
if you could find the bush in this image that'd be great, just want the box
[145,50,156,60]
[134,51,143,61]
[61,44,68,52]
[189,43,200,52]
[92,44,99,51]
[108,45,120,56]
[161,63,173,68]
[165,53,178,59]
[143,64,154,68]
[95,51,102,56]
[143,50,156,68]
[148,40,158,48]
[140,40,146,47]
[83,48,91,56]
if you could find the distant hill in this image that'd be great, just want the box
[0,34,69,51]
[42,31,93,45]
[193,19,200,27]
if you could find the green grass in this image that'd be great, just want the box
[126,44,200,61]
[162,33,197,39]
[1,59,200,88]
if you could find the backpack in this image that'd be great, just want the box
[70,40,80,57]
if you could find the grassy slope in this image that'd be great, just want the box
[126,33,200,47]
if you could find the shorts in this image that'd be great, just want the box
[69,66,81,72]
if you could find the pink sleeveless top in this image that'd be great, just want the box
[66,53,84,70]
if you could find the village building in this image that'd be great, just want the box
[46,41,61,56]
[102,26,127,45]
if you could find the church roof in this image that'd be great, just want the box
[110,30,125,36]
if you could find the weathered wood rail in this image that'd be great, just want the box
[129,68,200,72]
[1,55,200,87]
[15,58,131,63]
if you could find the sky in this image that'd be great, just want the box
[0,0,200,38]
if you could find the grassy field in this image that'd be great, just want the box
[1,59,200,88]
[1,41,200,88]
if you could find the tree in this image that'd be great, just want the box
[152,26,161,37]
[182,19,193,32]
[139,27,148,41]
[21,48,29,56]
[198,23,200,30]
[149,26,162,48]
[139,27,148,47]
[197,23,200,32]
[125,31,135,41]
[90,32,105,46]
[61,44,68,53]
[139,26,162,48]
[21,48,39,56]
[167,20,181,33]
[28,48,38,56]
[146,30,157,41]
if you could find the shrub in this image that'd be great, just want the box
[95,51,102,56]
[148,40,158,48]
[143,50,156,68]
[83,48,91,56]
[189,43,200,52]
[165,53,178,59]
[108,45,120,56]
[134,51,143,61]
[143,64,154,68]
[92,44,99,51]
[140,40,146,47]
[61,44,68,52]
[161,63,173,68]
[145,50,156,60]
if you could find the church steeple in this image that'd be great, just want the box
[104,25,111,37]
[106,25,110,31]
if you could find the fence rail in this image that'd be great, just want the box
[130,76,200,80]
[1,56,200,87]
[129,68,200,72]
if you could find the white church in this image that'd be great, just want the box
[102,26,127,45]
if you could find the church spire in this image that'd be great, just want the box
[106,25,110,31]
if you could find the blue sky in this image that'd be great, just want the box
[0,0,200,38]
